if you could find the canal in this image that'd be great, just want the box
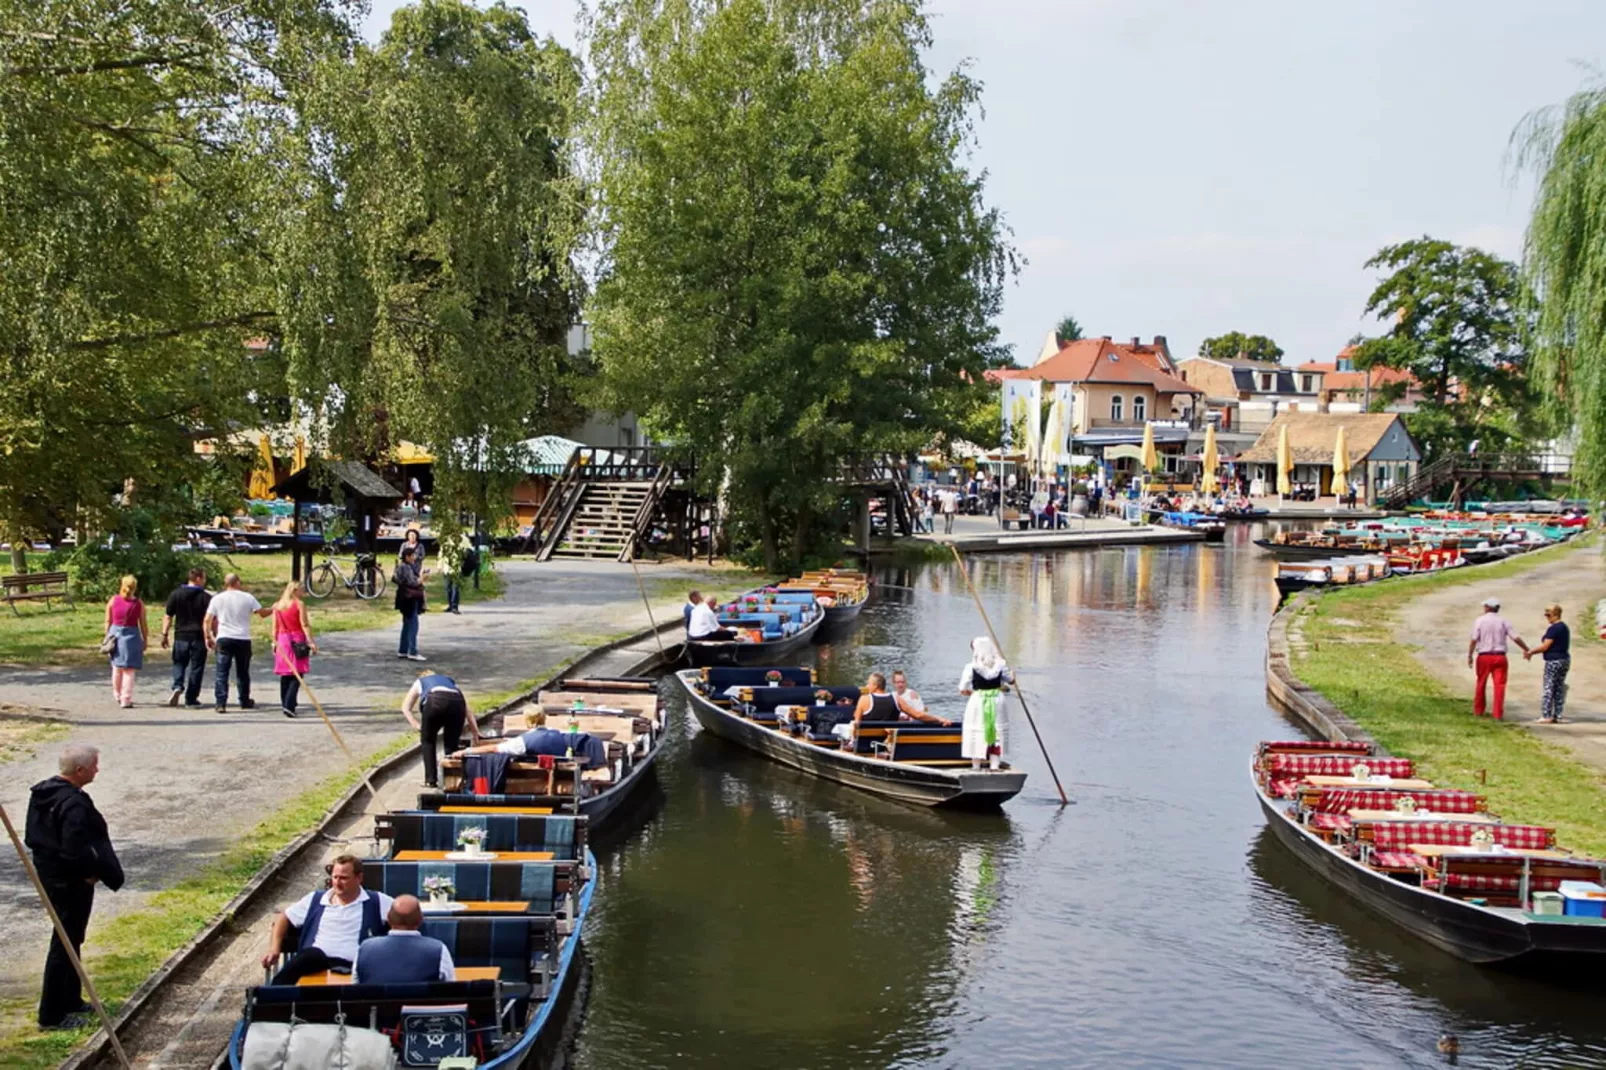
[570,526,1606,1069]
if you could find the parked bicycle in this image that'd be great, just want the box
[305,550,386,600]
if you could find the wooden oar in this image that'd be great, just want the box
[290,665,382,808]
[948,544,1070,806]
[0,802,132,1068]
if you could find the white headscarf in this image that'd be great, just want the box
[970,636,1005,675]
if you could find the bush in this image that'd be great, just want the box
[46,542,224,601]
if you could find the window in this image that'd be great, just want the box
[1259,373,1274,392]
[1301,374,1314,393]
[1110,394,1123,422]
[1132,395,1147,422]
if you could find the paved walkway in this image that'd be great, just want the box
[1397,540,1606,771]
[0,558,729,1003]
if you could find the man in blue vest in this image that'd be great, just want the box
[260,855,392,984]
[401,671,480,788]
[354,895,455,984]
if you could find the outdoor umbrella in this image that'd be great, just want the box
[1330,425,1350,499]
[247,433,276,500]
[1276,423,1293,498]
[1140,421,1158,490]
[1040,394,1065,479]
[1200,423,1220,496]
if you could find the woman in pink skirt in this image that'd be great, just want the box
[270,582,317,718]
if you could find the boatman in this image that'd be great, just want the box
[261,855,392,984]
[354,896,455,984]
[687,590,737,642]
[1467,596,1530,720]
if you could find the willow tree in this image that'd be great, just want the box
[1514,84,1606,494]
[585,0,1014,568]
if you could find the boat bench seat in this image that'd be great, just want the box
[701,666,813,689]
[245,979,505,1044]
[718,615,788,638]
[1422,857,1606,906]
[417,792,559,810]
[376,813,585,861]
[884,727,963,762]
[1263,755,1415,798]
[1300,788,1489,836]
[738,686,860,713]
[361,860,576,915]
[1258,740,1372,758]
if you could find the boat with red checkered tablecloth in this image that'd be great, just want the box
[1253,741,1606,968]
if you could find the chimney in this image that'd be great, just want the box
[1131,336,1140,349]
[1153,335,1167,348]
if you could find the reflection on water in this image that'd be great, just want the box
[572,533,1606,1069]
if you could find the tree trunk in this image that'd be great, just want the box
[792,506,812,571]
[10,544,26,574]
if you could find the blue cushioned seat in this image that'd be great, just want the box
[376,814,583,860]
[360,860,565,914]
[701,667,814,689]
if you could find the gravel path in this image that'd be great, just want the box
[0,558,727,1004]
[1395,539,1606,771]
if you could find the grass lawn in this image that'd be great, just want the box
[0,719,70,765]
[0,555,502,668]
[1291,533,1606,857]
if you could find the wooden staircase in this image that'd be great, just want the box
[548,481,655,559]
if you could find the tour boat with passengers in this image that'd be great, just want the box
[1254,740,1606,968]
[676,665,1026,808]
[684,586,824,666]
[228,805,596,1068]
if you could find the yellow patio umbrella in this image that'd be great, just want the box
[291,435,308,474]
[1200,423,1220,496]
[1275,423,1293,498]
[1330,425,1350,497]
[1140,421,1158,489]
[247,433,276,500]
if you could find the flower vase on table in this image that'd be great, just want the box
[457,828,488,858]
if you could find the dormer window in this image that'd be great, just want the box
[1259,372,1274,392]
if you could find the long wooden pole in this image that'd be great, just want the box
[947,544,1070,806]
[291,666,381,807]
[628,558,668,662]
[0,802,132,1068]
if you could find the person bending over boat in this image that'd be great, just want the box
[889,670,952,725]
[959,637,1013,769]
[261,855,392,984]
[402,671,481,788]
[354,895,455,984]
[687,590,738,642]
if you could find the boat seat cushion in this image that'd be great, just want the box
[741,686,859,713]
[1369,851,1427,871]
[1259,740,1373,757]
[421,916,557,979]
[1308,813,1352,833]
[1263,754,1414,779]
[361,861,566,914]
[376,813,582,859]
[1303,787,1486,815]
[1366,823,1554,851]
[701,667,813,689]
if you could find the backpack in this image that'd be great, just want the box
[460,548,479,577]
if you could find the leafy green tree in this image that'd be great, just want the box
[586,0,1014,568]
[1514,84,1606,494]
[1352,237,1536,459]
[1198,331,1283,362]
[1056,315,1083,343]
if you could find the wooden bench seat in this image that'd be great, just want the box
[2,571,72,615]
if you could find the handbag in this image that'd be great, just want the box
[291,640,312,660]
[99,630,118,656]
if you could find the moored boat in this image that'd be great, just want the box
[1254,741,1606,968]
[676,666,1025,809]
[1160,510,1226,542]
[778,568,872,635]
[685,587,824,665]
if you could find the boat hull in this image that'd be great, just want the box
[677,671,1024,809]
[686,611,824,666]
[1254,539,1380,560]
[1256,782,1606,969]
[817,598,867,638]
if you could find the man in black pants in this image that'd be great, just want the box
[161,567,212,706]
[260,855,392,984]
[25,744,124,1029]
[401,671,479,788]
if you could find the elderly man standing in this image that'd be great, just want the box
[1468,596,1530,720]
[354,896,455,984]
[260,855,393,984]
[204,572,272,713]
[25,744,124,1029]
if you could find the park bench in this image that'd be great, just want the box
[1,571,73,616]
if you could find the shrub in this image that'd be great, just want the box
[46,542,223,601]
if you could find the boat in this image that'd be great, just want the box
[684,587,824,666]
[1253,740,1606,968]
[1219,505,1269,520]
[676,665,1026,809]
[1159,510,1226,542]
[778,568,872,635]
[227,810,596,1069]
[430,676,665,833]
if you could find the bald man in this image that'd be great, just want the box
[353,895,455,984]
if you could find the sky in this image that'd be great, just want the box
[365,0,1606,368]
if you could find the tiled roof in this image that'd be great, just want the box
[1011,338,1199,393]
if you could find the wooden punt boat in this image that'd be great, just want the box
[676,666,1025,809]
[227,812,597,1069]
[1254,742,1606,969]
[1160,511,1226,542]
[685,588,825,666]
[428,676,665,834]
[779,568,872,635]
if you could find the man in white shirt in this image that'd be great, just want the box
[261,855,394,984]
[891,670,952,725]
[941,488,958,534]
[686,590,736,642]
[203,573,271,714]
[354,895,455,984]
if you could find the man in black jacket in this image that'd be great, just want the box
[25,744,124,1029]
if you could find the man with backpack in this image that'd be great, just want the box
[440,531,477,615]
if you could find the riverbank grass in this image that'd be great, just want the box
[1291,534,1606,857]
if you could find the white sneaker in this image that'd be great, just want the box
[407,653,426,661]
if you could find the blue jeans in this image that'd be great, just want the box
[445,577,460,612]
[171,636,207,704]
[398,604,420,655]
[213,638,252,705]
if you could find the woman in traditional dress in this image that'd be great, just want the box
[959,636,1012,769]
[270,582,317,718]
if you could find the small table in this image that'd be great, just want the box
[298,965,502,987]
[420,900,533,914]
[393,850,555,862]
[438,806,554,815]
[1348,810,1498,824]
[1305,775,1434,790]
[1409,844,1573,861]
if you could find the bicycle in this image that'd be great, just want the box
[305,550,387,600]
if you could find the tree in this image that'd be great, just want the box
[586,0,1014,569]
[1056,315,1083,344]
[1514,84,1606,494]
[1351,237,1536,460]
[1198,332,1283,362]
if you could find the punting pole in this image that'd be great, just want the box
[0,802,133,1069]
[292,667,382,808]
[628,557,669,663]
[947,544,1070,806]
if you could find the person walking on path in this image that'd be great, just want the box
[162,568,211,707]
[25,744,124,1029]
[205,573,271,713]
[1525,603,1572,723]
[1467,596,1530,720]
[401,670,478,788]
[103,576,148,708]
[941,487,957,534]
[394,546,427,660]
[270,582,317,719]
